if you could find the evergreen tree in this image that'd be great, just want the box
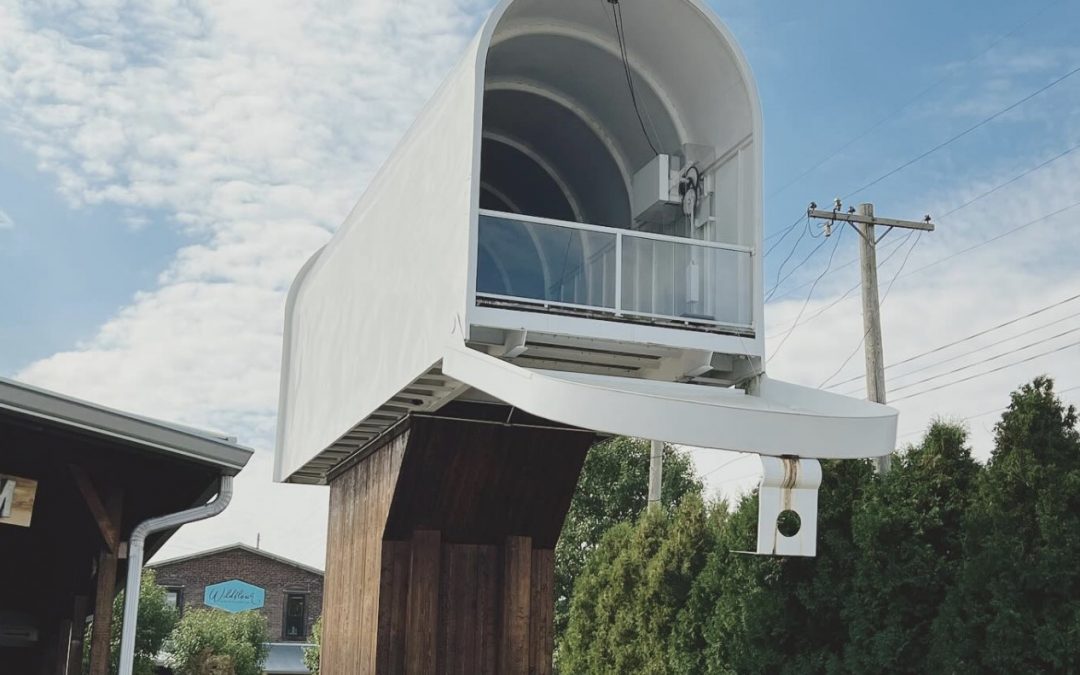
[555,437,702,647]
[844,422,978,674]
[561,495,715,674]
[689,459,873,674]
[930,377,1080,673]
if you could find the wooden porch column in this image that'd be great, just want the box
[80,476,122,675]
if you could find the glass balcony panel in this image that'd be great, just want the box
[477,214,617,309]
[620,236,751,326]
[477,212,752,329]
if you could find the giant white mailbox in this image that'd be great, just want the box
[274,0,897,555]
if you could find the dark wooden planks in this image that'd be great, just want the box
[404,529,441,672]
[384,416,593,547]
[500,536,533,675]
[322,430,406,674]
[530,549,556,675]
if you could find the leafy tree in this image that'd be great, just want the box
[169,608,269,675]
[930,376,1080,673]
[83,569,178,675]
[689,459,874,674]
[303,616,321,675]
[844,421,978,674]
[561,495,715,674]
[555,437,702,646]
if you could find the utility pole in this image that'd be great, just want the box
[648,440,663,509]
[808,201,935,474]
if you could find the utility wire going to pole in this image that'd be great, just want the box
[764,214,807,245]
[699,453,755,481]
[764,214,807,255]
[767,0,1066,200]
[766,218,811,295]
[768,226,846,363]
[778,195,1080,337]
[769,231,910,305]
[843,61,1080,201]
[899,199,1080,281]
[771,138,1080,304]
[857,325,1080,397]
[766,223,831,301]
[938,141,1080,220]
[771,231,913,339]
[890,339,1080,403]
[896,384,1080,440]
[825,296,1080,390]
[817,232,923,388]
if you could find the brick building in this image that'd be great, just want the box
[148,543,323,673]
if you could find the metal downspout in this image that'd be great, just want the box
[117,475,234,675]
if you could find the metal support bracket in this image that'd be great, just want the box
[756,456,822,557]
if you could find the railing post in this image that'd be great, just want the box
[614,232,623,315]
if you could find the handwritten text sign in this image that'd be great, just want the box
[0,474,38,528]
[204,579,265,613]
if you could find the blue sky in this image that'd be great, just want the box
[1,0,1077,565]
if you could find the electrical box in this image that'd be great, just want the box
[631,154,682,227]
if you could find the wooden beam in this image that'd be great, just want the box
[87,489,122,675]
[808,208,935,231]
[70,466,120,553]
[404,529,441,673]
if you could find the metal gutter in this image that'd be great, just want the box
[118,475,235,675]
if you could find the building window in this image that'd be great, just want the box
[283,593,307,641]
[164,587,184,617]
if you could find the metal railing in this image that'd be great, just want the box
[476,210,753,330]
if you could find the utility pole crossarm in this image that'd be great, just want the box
[807,209,935,232]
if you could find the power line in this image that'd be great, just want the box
[771,137,1080,304]
[900,199,1080,280]
[766,223,830,301]
[764,213,807,245]
[769,232,913,344]
[896,384,1080,440]
[939,140,1080,220]
[781,196,1080,339]
[768,227,846,362]
[827,303,1080,391]
[844,62,1080,201]
[881,326,1080,396]
[769,230,910,306]
[891,340,1080,403]
[816,232,923,388]
[764,214,807,254]
[699,453,755,481]
[767,0,1066,199]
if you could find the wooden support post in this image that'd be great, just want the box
[405,529,441,673]
[87,489,122,675]
[500,536,532,675]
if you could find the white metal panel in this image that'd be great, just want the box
[442,342,897,460]
[274,36,486,482]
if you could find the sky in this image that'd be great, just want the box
[1,0,1078,569]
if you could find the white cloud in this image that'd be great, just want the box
[0,0,493,563]
[0,208,13,228]
[2,0,1078,558]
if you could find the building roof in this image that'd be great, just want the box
[0,376,252,473]
[149,543,324,577]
